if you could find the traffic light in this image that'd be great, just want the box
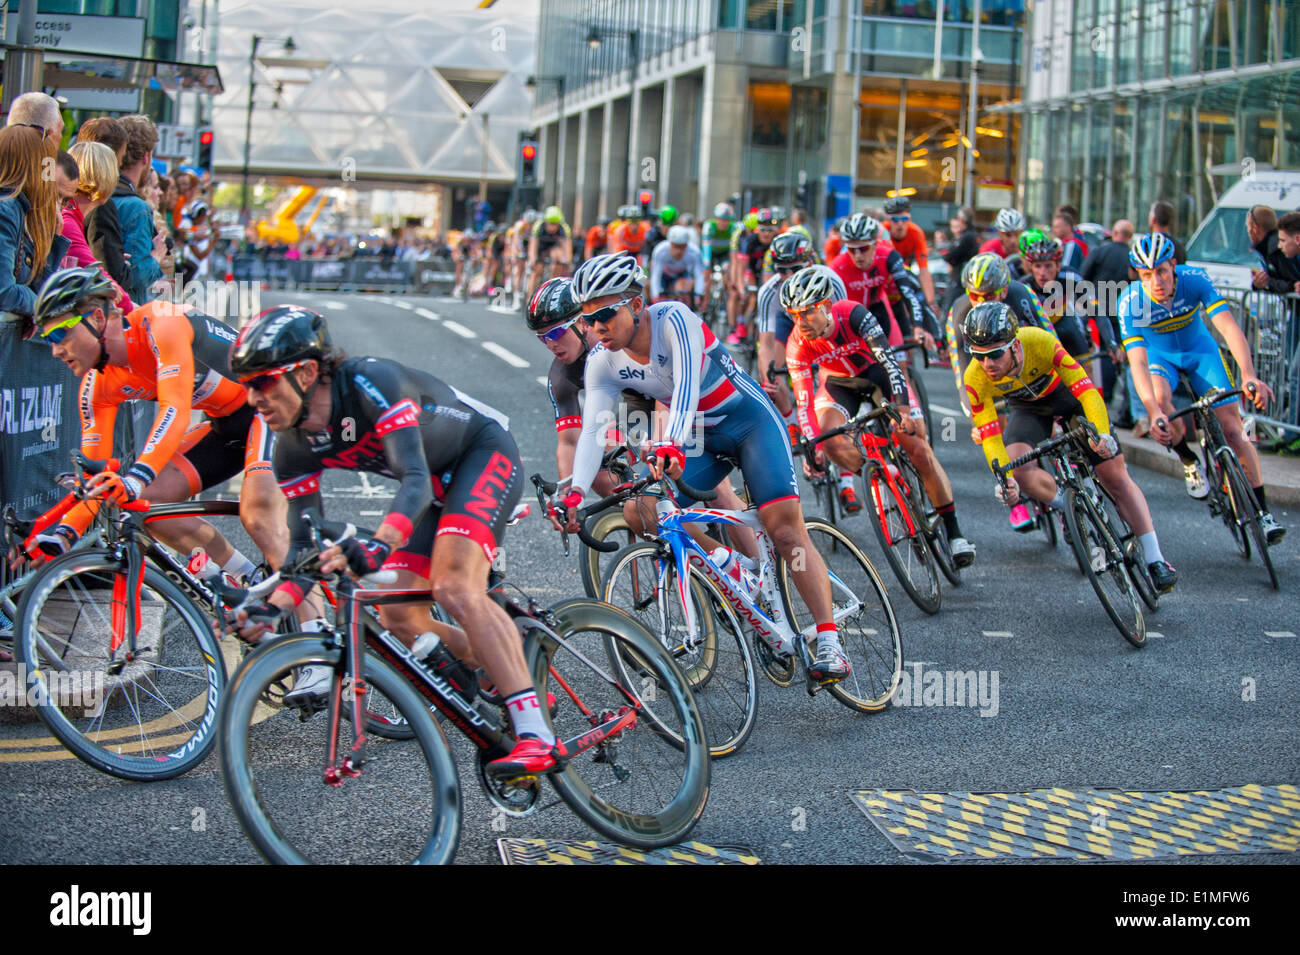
[197,128,214,171]
[519,136,538,184]
[638,189,654,216]
[795,180,810,212]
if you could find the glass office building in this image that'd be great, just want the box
[1016,0,1300,232]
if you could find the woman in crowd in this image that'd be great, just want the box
[0,125,68,317]
[64,141,134,311]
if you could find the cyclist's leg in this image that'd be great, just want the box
[237,413,290,571]
[1187,348,1265,487]
[138,419,237,562]
[1002,408,1058,502]
[816,387,866,474]
[1095,455,1155,535]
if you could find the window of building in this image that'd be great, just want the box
[749,82,790,147]
[747,0,780,30]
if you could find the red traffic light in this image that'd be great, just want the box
[521,144,537,160]
[638,191,652,204]
[199,130,214,146]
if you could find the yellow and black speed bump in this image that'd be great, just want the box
[851,784,1300,861]
[497,838,760,865]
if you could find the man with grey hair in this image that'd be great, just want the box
[1081,219,1139,417]
[5,91,64,141]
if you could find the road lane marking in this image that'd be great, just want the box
[1264,631,1296,638]
[442,321,475,339]
[391,300,414,310]
[1146,631,1165,639]
[536,376,550,388]
[415,308,440,320]
[488,305,519,315]
[359,510,384,516]
[322,300,347,310]
[482,342,529,368]
[981,630,1013,638]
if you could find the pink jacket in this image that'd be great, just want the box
[63,202,135,312]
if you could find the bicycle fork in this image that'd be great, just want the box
[324,592,370,787]
[107,543,147,671]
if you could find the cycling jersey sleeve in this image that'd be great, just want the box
[1010,283,1054,333]
[274,439,325,559]
[847,304,908,403]
[1051,341,1111,436]
[690,248,705,296]
[886,250,939,337]
[964,365,1009,472]
[127,310,199,486]
[570,351,621,495]
[1190,268,1233,323]
[78,370,118,464]
[786,336,819,440]
[649,243,667,299]
[662,307,704,446]
[548,356,582,432]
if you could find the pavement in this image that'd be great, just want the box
[1116,426,1300,509]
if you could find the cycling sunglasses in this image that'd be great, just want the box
[966,289,1003,304]
[889,215,910,223]
[239,360,310,393]
[787,299,831,318]
[30,312,90,345]
[845,243,875,254]
[970,344,1013,363]
[538,316,581,343]
[15,122,50,140]
[583,296,635,326]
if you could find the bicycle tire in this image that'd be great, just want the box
[580,509,640,599]
[1036,501,1059,548]
[1206,447,1250,559]
[600,541,758,759]
[1064,489,1145,647]
[898,455,960,586]
[777,518,903,712]
[528,599,710,848]
[220,634,461,864]
[866,463,940,614]
[1123,537,1160,612]
[908,366,936,449]
[14,550,227,781]
[1220,451,1278,590]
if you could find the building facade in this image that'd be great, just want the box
[1016,0,1300,233]
[532,0,1025,231]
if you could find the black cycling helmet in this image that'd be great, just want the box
[769,232,814,271]
[883,196,911,215]
[754,207,778,227]
[230,306,338,428]
[963,302,1019,350]
[31,267,120,369]
[526,276,581,333]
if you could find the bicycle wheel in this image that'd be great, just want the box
[1123,538,1160,612]
[1206,448,1250,558]
[580,508,640,599]
[908,367,936,449]
[13,550,227,781]
[1035,501,1059,548]
[866,463,940,614]
[529,599,710,848]
[220,634,461,864]
[777,519,903,712]
[1221,451,1278,590]
[899,456,960,587]
[1064,489,1145,648]
[601,542,758,758]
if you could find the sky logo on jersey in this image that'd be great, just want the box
[618,367,646,381]
[353,374,390,410]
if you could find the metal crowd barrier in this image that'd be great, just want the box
[1238,289,1300,439]
[230,255,456,294]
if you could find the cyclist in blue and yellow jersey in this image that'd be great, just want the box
[1120,233,1285,543]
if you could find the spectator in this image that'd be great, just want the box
[54,151,80,202]
[1052,205,1088,272]
[0,125,69,317]
[159,174,178,232]
[64,141,133,311]
[1247,205,1300,294]
[179,200,213,283]
[5,91,65,143]
[941,207,980,315]
[77,117,131,291]
[114,114,163,303]
[1147,200,1187,264]
[1080,219,1136,415]
[1277,212,1300,294]
[141,167,175,285]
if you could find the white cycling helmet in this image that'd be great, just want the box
[780,265,839,311]
[840,212,882,244]
[571,252,645,303]
[993,208,1026,233]
[667,225,692,246]
[713,202,733,219]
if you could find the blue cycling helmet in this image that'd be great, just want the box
[1129,232,1176,270]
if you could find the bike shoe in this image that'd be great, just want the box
[726,322,749,345]
[1260,512,1286,545]
[1183,461,1210,500]
[1009,503,1034,533]
[807,645,851,685]
[284,665,332,708]
[949,536,977,567]
[1146,560,1178,594]
[839,485,863,513]
[485,735,560,780]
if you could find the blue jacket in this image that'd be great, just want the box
[0,191,70,316]
[112,178,162,304]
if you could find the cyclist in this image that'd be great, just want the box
[584,214,611,261]
[881,196,938,313]
[728,208,779,345]
[755,234,844,439]
[608,205,651,266]
[980,208,1026,260]
[962,302,1178,592]
[648,224,705,308]
[1121,233,1285,541]
[559,252,854,684]
[702,202,742,317]
[508,210,537,308]
[527,205,573,293]
[227,308,562,777]
[24,268,281,589]
[783,267,977,565]
[644,205,676,259]
[1018,229,1112,363]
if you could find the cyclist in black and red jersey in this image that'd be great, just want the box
[229,307,559,778]
[727,207,780,344]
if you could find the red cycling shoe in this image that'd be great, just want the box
[485,735,561,779]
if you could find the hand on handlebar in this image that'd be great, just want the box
[647,441,685,482]
[85,471,144,504]
[1089,432,1119,459]
[802,444,826,479]
[915,328,937,354]
[994,475,1020,506]
[891,406,917,436]
[1147,412,1173,447]
[1242,378,1273,410]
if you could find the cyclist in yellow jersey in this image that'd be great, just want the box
[527,205,573,294]
[962,302,1177,591]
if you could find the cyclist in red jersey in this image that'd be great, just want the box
[881,196,937,312]
[782,267,976,564]
[829,214,939,353]
[980,208,1026,258]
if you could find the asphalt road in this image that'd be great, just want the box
[2,288,1296,866]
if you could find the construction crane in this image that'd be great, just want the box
[255,185,330,244]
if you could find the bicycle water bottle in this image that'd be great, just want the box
[711,547,758,600]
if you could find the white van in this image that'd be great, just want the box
[1185,171,1300,296]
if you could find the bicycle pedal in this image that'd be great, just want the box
[805,674,822,697]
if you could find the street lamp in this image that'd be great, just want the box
[526,73,566,206]
[585,27,640,203]
[241,33,296,227]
